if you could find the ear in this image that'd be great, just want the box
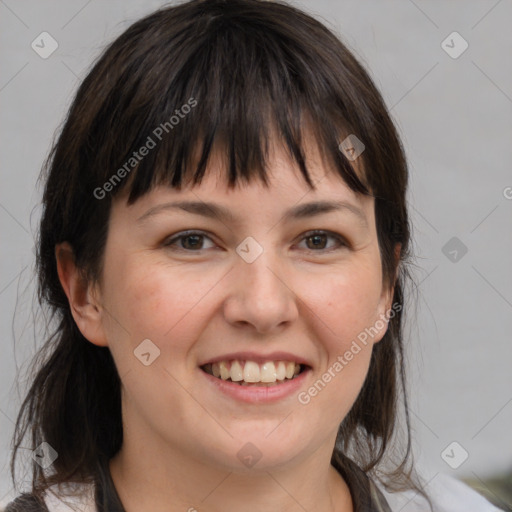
[373,242,402,344]
[55,242,108,347]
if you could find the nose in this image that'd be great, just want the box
[223,250,299,334]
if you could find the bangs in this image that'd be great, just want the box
[88,1,372,205]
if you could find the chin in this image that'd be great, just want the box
[199,431,308,473]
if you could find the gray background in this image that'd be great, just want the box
[1,0,511,507]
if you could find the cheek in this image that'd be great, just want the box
[294,266,382,425]
[100,260,221,418]
[307,261,384,346]
[101,257,223,363]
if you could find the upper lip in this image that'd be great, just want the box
[199,351,312,368]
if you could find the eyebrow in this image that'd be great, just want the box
[136,199,368,228]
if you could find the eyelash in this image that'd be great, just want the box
[163,230,348,254]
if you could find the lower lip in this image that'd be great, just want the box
[200,367,311,403]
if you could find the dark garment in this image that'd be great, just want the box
[4,493,49,511]
[6,454,392,511]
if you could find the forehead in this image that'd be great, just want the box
[113,138,374,229]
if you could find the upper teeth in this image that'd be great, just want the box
[207,360,301,383]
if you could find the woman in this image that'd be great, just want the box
[5,0,502,510]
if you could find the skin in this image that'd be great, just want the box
[56,137,398,512]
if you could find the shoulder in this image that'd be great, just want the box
[4,482,96,512]
[375,472,505,512]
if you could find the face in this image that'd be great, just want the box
[88,139,394,473]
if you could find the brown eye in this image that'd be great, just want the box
[298,231,347,252]
[164,231,216,252]
[305,233,328,250]
[180,234,204,250]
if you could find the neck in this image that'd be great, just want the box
[109,425,353,512]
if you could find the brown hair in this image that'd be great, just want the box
[11,0,430,507]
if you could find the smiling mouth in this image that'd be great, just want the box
[200,360,307,386]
